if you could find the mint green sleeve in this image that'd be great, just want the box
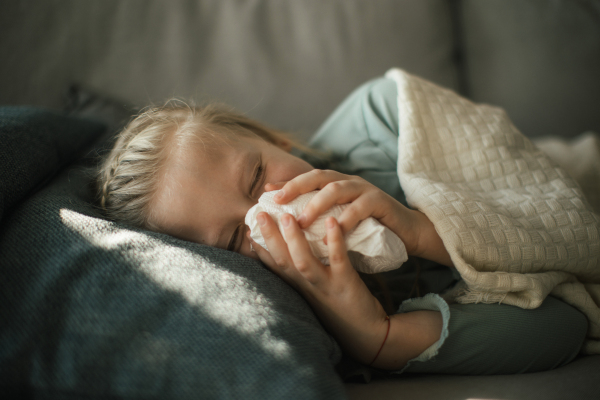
[309,76,406,205]
[309,75,587,376]
[397,294,587,375]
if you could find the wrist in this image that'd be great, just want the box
[382,203,422,256]
[368,316,391,366]
[347,313,391,365]
[391,207,454,268]
[370,311,443,370]
[410,209,434,258]
[308,287,390,365]
[340,306,391,365]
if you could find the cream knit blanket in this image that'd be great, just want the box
[386,69,600,354]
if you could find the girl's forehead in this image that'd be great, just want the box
[175,136,266,190]
[149,138,251,234]
[179,134,248,167]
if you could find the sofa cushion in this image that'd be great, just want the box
[0,106,105,222]
[0,113,345,399]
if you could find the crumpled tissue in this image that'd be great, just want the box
[245,190,408,274]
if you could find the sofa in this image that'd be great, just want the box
[1,1,600,399]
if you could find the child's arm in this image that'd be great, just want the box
[266,169,454,268]
[249,212,442,369]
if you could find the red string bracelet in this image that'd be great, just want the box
[368,315,390,366]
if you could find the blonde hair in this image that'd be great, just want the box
[97,102,300,230]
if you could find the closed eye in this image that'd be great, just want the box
[229,156,263,251]
[249,157,264,195]
[227,225,241,252]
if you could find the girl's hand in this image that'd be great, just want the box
[265,170,453,267]
[249,211,390,364]
[250,211,444,369]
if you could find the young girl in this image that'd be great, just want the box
[98,76,587,374]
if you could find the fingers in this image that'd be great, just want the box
[252,208,355,292]
[252,212,325,289]
[335,193,377,234]
[250,212,295,280]
[274,169,350,204]
[252,210,331,288]
[280,214,323,285]
[296,179,365,229]
[321,193,375,245]
[325,217,353,276]
[273,170,377,233]
[265,181,286,192]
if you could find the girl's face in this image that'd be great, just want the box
[150,134,313,259]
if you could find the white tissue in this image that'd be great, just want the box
[245,190,408,274]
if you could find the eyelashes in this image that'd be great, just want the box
[227,226,240,252]
[229,158,264,252]
[250,160,264,195]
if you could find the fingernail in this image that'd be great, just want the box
[296,214,306,227]
[282,214,291,228]
[326,217,335,229]
[257,213,266,226]
[274,191,284,201]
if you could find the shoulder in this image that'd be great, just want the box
[311,77,398,146]
[309,76,399,170]
[306,76,404,201]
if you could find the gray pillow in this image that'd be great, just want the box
[0,106,105,222]
[0,106,345,399]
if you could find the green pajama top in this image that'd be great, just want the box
[304,76,588,375]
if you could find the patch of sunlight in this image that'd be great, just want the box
[59,208,292,360]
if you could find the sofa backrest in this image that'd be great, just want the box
[0,0,458,142]
[1,0,599,141]
[458,0,600,138]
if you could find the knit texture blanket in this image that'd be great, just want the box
[386,69,600,354]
